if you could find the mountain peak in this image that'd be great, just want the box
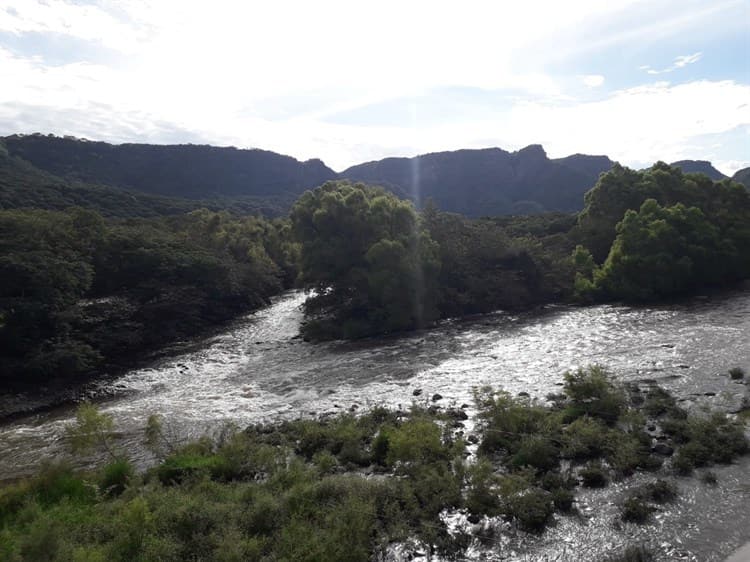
[670,160,727,180]
[517,144,547,159]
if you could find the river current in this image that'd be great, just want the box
[1,288,749,561]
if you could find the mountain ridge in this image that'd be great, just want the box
[2,133,741,217]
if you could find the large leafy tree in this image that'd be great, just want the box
[291,181,440,339]
[576,162,750,264]
[594,199,729,301]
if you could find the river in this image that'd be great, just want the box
[1,287,749,561]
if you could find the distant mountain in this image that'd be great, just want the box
[340,145,616,216]
[2,134,337,200]
[670,160,727,181]
[732,167,750,188]
[0,141,293,217]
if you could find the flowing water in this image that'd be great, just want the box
[1,288,749,561]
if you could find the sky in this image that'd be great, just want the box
[0,0,748,174]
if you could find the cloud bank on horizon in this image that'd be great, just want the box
[0,0,748,174]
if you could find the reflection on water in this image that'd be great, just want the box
[1,288,749,560]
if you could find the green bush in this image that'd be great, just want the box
[100,458,134,497]
[563,416,611,459]
[502,488,554,532]
[579,462,608,488]
[563,366,626,425]
[32,462,96,507]
[637,480,677,503]
[156,453,230,484]
[620,496,655,524]
[386,418,446,465]
[511,435,559,472]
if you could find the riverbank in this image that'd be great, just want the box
[1,370,748,561]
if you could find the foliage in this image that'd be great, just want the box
[423,207,573,316]
[291,181,441,339]
[2,370,749,559]
[562,365,626,424]
[0,207,295,388]
[66,403,116,459]
[575,162,750,301]
[0,408,466,561]
[620,496,655,524]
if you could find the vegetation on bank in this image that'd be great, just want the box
[294,163,749,339]
[0,366,746,560]
[0,207,297,388]
[291,181,576,340]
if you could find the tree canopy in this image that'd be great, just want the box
[291,181,440,339]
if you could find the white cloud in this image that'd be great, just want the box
[0,1,747,170]
[0,0,150,53]
[642,52,703,74]
[581,74,605,87]
[714,160,749,176]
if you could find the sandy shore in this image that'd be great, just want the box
[726,542,750,562]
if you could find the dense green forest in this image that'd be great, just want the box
[1,157,748,382]
[0,367,746,561]
[0,208,297,388]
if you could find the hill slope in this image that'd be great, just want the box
[732,167,750,188]
[340,145,615,216]
[0,144,293,218]
[2,134,338,200]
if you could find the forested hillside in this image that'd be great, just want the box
[0,208,297,388]
[2,134,336,200]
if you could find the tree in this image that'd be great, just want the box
[291,181,440,339]
[594,199,724,301]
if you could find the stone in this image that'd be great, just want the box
[652,443,674,456]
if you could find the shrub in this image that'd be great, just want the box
[604,545,655,562]
[643,387,682,418]
[475,389,551,455]
[620,496,655,524]
[701,471,717,485]
[312,450,338,474]
[32,462,96,507]
[579,462,608,488]
[370,430,390,466]
[510,435,560,472]
[386,418,446,465]
[563,416,610,459]
[729,367,745,380]
[637,480,676,503]
[465,460,502,516]
[156,454,229,484]
[551,487,575,512]
[563,366,625,425]
[100,458,134,496]
[502,488,554,532]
